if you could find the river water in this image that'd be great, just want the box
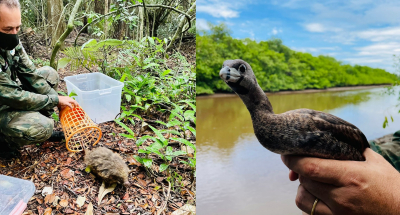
[197,86,400,215]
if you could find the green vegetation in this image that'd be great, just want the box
[61,36,196,185]
[197,24,399,95]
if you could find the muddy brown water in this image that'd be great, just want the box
[197,86,400,215]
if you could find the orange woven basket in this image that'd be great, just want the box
[60,106,102,152]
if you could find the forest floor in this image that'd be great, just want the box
[0,33,196,215]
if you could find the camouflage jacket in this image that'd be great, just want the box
[0,42,58,112]
[370,131,400,171]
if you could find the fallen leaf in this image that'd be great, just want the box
[60,168,74,179]
[42,187,53,196]
[36,198,43,204]
[122,192,129,200]
[65,157,72,165]
[43,207,52,215]
[53,196,60,207]
[98,182,117,205]
[171,204,196,215]
[85,202,94,215]
[59,199,68,207]
[44,193,55,204]
[127,156,141,166]
[76,196,86,208]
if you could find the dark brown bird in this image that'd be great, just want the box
[84,147,130,186]
[219,59,369,161]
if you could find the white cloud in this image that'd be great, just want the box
[304,23,342,33]
[272,27,282,35]
[196,19,210,31]
[357,27,400,42]
[356,42,400,56]
[197,4,240,18]
[292,46,341,53]
[304,23,326,32]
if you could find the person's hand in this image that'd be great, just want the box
[57,96,79,110]
[281,148,400,215]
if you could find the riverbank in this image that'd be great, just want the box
[197,84,391,99]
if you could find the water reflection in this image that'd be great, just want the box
[197,87,400,215]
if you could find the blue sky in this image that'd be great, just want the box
[197,0,400,73]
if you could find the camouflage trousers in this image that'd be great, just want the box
[370,131,400,172]
[0,66,59,147]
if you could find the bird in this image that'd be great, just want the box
[219,59,369,161]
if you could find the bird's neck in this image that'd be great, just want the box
[239,85,274,115]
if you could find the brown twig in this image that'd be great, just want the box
[156,180,171,215]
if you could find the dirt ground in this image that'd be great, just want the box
[0,34,196,215]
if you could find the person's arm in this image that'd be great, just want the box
[14,42,58,98]
[0,70,58,110]
[282,148,400,215]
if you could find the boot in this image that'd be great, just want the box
[47,130,65,142]
[0,142,20,159]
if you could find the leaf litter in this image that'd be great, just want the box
[0,40,196,215]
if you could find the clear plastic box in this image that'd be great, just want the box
[64,72,124,124]
[0,175,35,215]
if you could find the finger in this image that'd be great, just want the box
[282,155,359,186]
[299,175,337,207]
[296,184,333,215]
[289,170,299,181]
[66,103,73,109]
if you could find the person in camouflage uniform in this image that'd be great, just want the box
[369,131,400,171]
[0,0,78,157]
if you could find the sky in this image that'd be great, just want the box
[196,0,400,73]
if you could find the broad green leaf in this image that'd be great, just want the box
[161,69,172,77]
[138,149,149,154]
[51,112,59,122]
[81,39,97,50]
[159,163,169,172]
[162,130,181,136]
[58,91,67,96]
[166,120,182,127]
[142,63,159,70]
[69,91,78,98]
[148,125,166,143]
[143,158,153,168]
[114,119,135,136]
[136,135,156,146]
[187,126,196,137]
[119,133,134,139]
[133,155,143,164]
[155,120,168,126]
[172,150,187,156]
[57,58,71,70]
[171,137,196,151]
[148,37,155,46]
[125,94,132,102]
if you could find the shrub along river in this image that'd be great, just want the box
[197,86,400,215]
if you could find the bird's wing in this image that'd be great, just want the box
[284,109,369,152]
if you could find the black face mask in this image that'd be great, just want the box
[0,31,19,50]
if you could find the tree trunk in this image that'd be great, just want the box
[47,0,65,47]
[94,0,104,14]
[166,1,195,52]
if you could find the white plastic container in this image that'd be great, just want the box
[0,175,35,215]
[64,72,124,123]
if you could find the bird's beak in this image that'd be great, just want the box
[219,66,241,83]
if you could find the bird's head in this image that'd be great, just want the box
[219,59,257,95]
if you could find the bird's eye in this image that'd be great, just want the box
[239,64,246,73]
